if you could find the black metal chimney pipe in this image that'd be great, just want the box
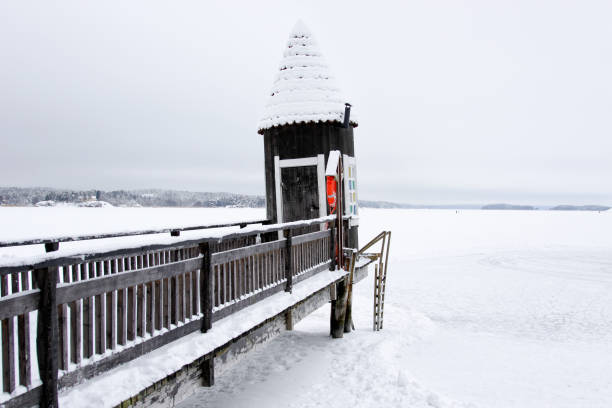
[343,103,352,128]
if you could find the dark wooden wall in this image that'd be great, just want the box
[262,122,356,223]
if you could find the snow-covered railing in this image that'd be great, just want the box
[0,218,269,249]
[211,229,333,321]
[0,216,341,408]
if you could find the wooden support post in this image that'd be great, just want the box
[284,230,293,293]
[201,354,214,387]
[344,288,353,334]
[34,266,60,408]
[200,243,212,333]
[1,274,16,394]
[329,225,336,271]
[285,308,294,331]
[344,251,356,334]
[336,155,344,269]
[44,242,59,253]
[330,277,347,338]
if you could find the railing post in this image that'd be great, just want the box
[329,224,336,271]
[284,229,293,293]
[35,243,60,408]
[199,242,212,333]
[1,275,16,395]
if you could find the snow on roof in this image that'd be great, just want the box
[258,20,357,134]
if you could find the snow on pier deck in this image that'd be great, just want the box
[59,268,354,407]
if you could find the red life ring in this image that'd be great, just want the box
[326,176,337,214]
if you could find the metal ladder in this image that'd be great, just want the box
[345,231,391,331]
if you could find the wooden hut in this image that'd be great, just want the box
[259,20,360,247]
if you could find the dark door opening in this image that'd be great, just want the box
[281,166,320,234]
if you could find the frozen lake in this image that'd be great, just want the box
[181,208,612,408]
[1,207,611,407]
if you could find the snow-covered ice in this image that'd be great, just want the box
[1,207,611,407]
[179,208,612,408]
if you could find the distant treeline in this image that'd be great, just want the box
[548,205,610,211]
[358,200,480,209]
[0,187,265,208]
[482,203,535,210]
[1,187,609,211]
[482,203,610,211]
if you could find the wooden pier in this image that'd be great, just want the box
[0,216,368,407]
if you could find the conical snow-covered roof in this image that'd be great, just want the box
[258,21,357,134]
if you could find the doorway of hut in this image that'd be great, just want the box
[281,166,320,235]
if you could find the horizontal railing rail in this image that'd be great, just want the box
[0,219,270,248]
[0,216,347,408]
[211,238,286,265]
[0,215,340,276]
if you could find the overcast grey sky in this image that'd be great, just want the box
[1,1,610,205]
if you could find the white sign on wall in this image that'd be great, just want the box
[343,154,359,226]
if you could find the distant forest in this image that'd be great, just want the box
[0,187,265,208]
[0,187,609,211]
[481,203,610,211]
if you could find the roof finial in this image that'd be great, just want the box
[291,19,311,37]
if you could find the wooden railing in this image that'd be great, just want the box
[0,217,340,408]
[0,219,268,248]
[211,229,333,320]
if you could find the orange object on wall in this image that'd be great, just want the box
[326,176,337,214]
